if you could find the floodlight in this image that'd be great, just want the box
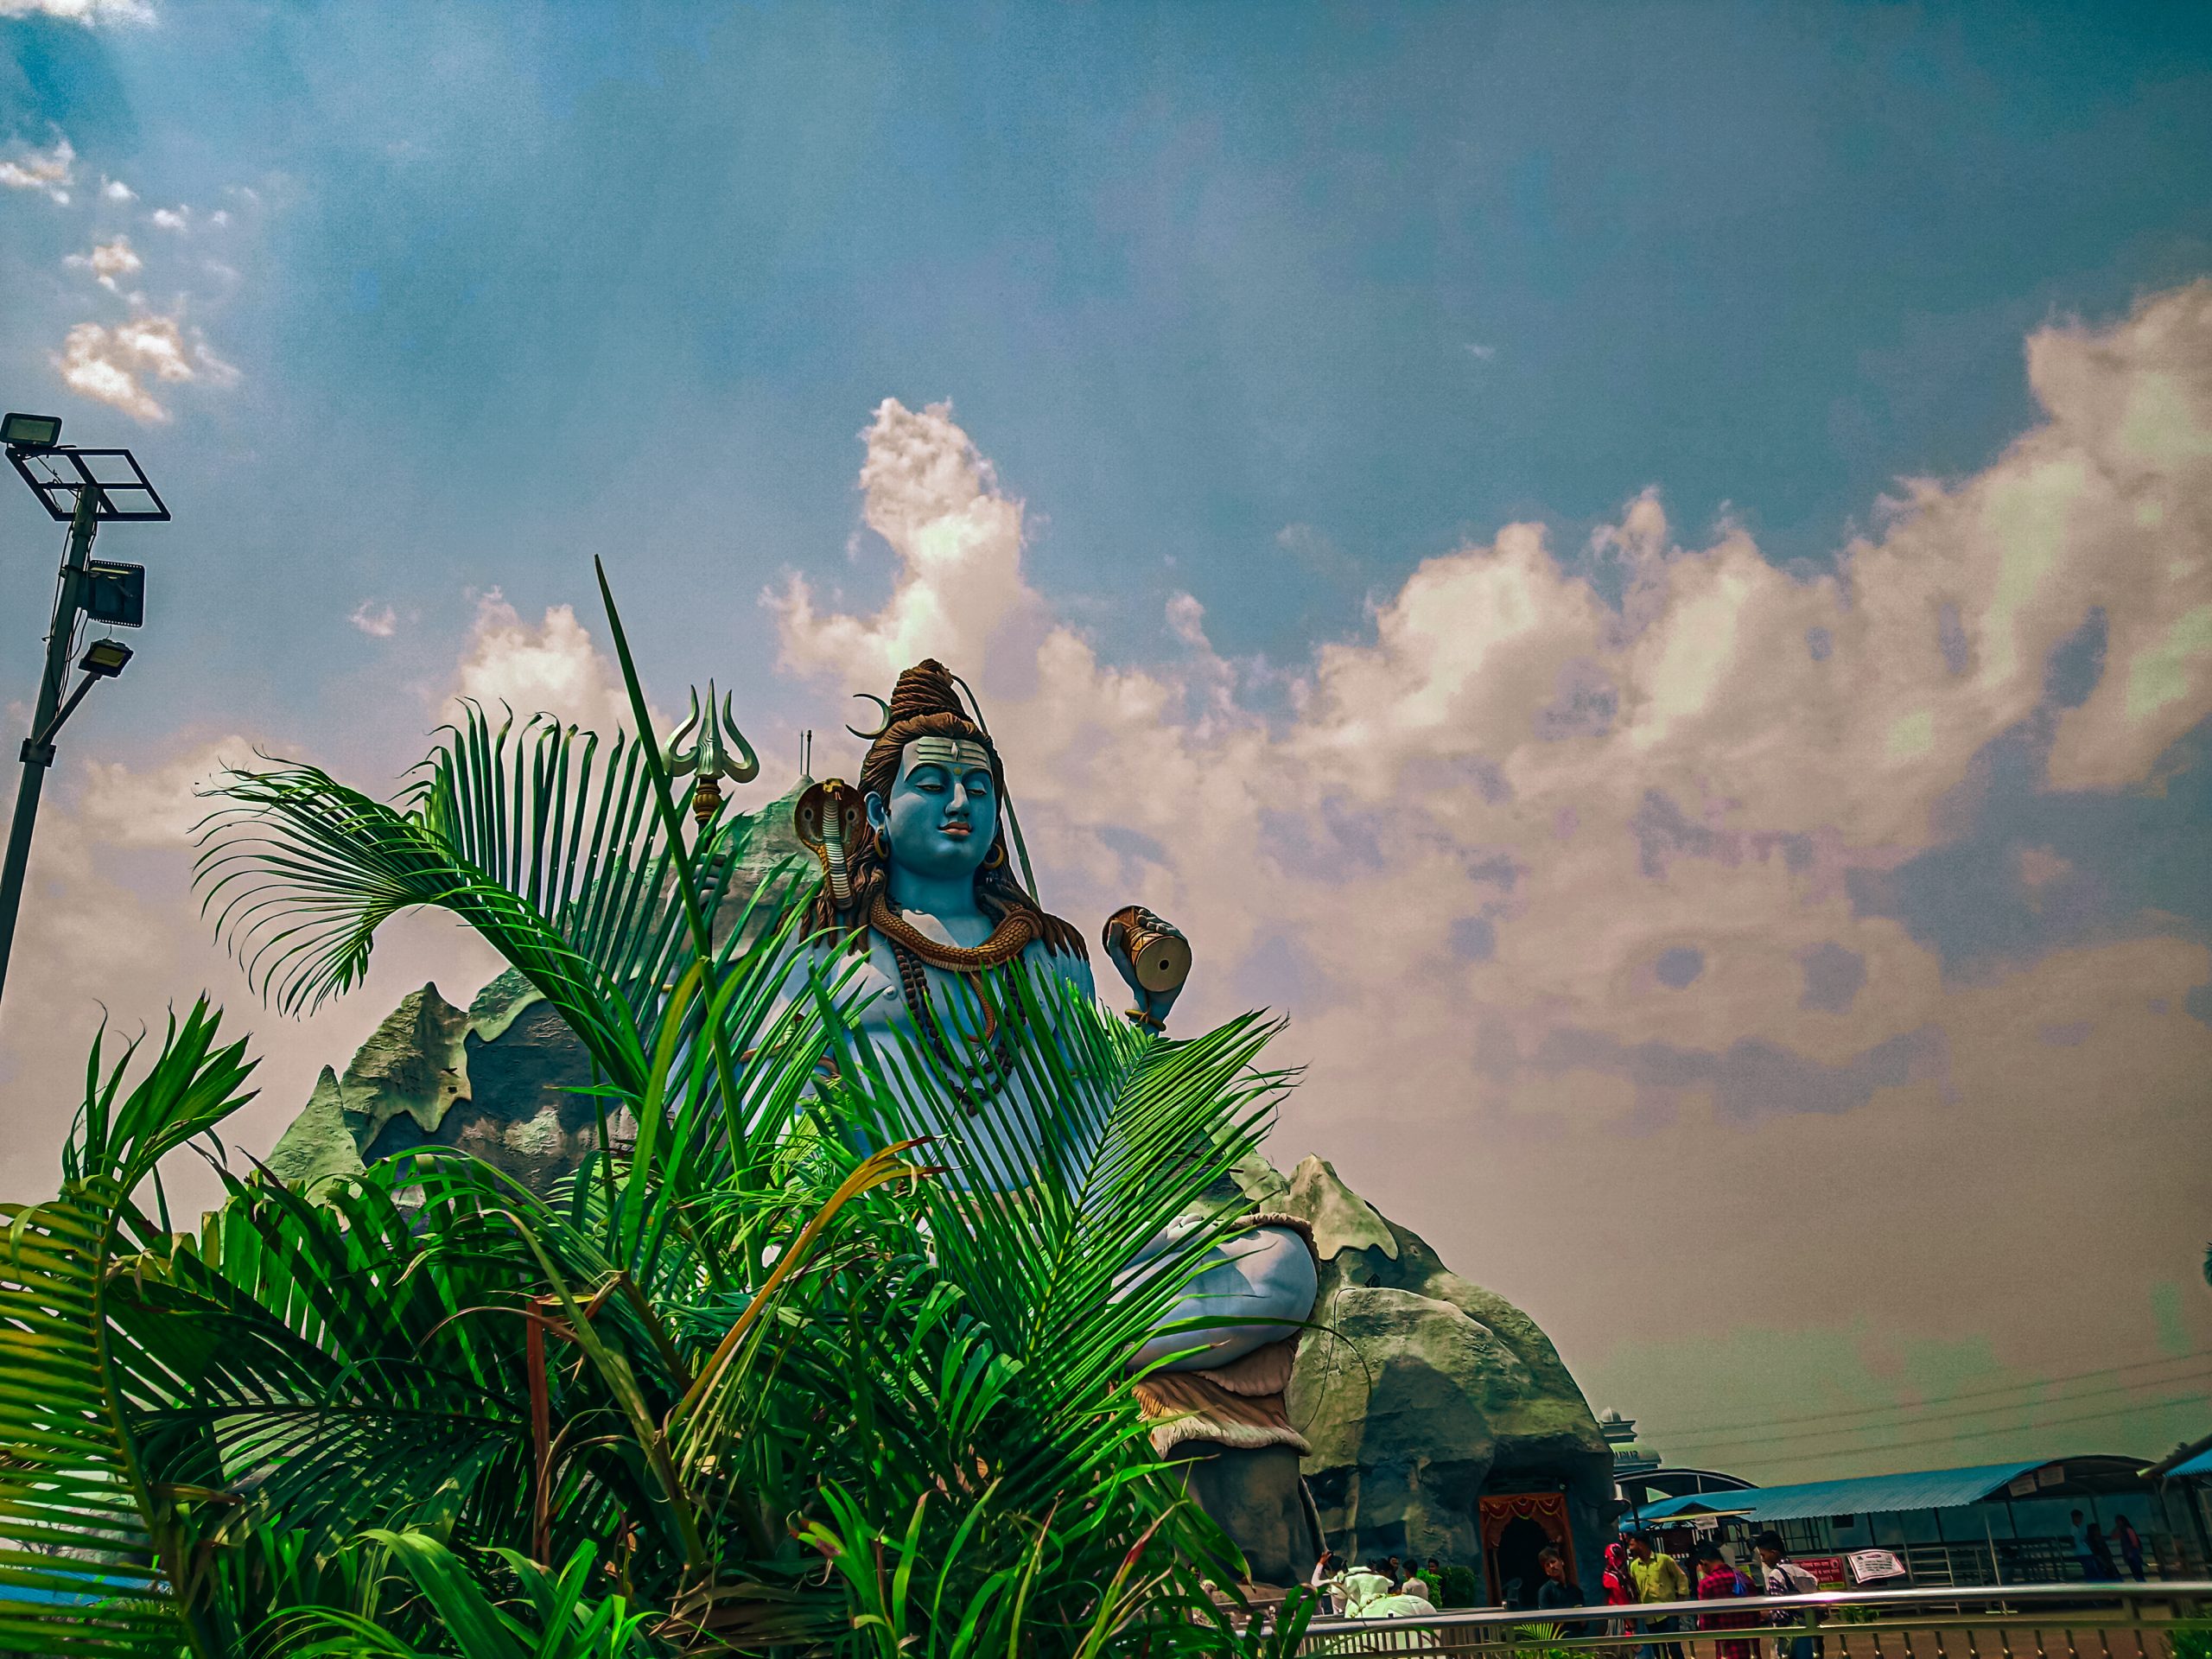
[0,413,61,451]
[79,639,133,679]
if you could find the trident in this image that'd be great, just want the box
[663,681,760,828]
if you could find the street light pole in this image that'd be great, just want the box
[0,481,102,1010]
[0,415,168,1022]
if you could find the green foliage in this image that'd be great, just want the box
[1507,1620,1579,1659]
[0,1001,256,1658]
[276,1529,664,1658]
[1440,1564,1480,1608]
[0,565,1300,1655]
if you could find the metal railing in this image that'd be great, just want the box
[1289,1579,2212,1658]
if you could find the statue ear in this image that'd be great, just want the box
[864,791,889,833]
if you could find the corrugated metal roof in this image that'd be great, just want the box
[2168,1447,2212,1479]
[1630,1461,2046,1524]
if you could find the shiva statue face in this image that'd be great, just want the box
[863,735,998,888]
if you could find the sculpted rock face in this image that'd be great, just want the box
[266,779,813,1194]
[1241,1154,1616,1591]
[264,973,606,1195]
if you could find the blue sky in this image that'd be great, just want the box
[10,4,2212,691]
[3,2,2210,1482]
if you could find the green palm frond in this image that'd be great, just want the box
[191,717,689,1088]
[833,965,1291,1401]
[193,570,811,1185]
[194,747,636,1064]
[111,1167,536,1589]
[797,965,1290,1642]
[0,1001,256,1659]
[275,1528,664,1658]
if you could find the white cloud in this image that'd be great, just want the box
[102,177,135,201]
[149,205,190,233]
[0,0,155,22]
[0,135,74,203]
[79,734,257,849]
[65,234,143,291]
[349,601,397,639]
[1463,340,1497,360]
[766,399,1039,686]
[448,592,665,740]
[190,330,239,388]
[1166,591,1211,650]
[56,315,189,423]
[54,312,238,422]
[57,319,184,423]
[768,288,2212,1385]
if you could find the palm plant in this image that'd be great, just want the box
[0,564,1303,1656]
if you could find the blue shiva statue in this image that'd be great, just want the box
[788,659,1319,1436]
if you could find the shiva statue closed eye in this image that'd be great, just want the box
[786,659,1319,1478]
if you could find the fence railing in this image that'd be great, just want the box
[1289,1578,2212,1659]
[1888,1541,2201,1587]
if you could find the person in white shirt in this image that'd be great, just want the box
[1309,1550,1347,1616]
[1754,1531,1820,1659]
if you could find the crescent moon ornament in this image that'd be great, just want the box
[845,692,893,741]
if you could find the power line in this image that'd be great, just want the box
[1637,1349,2211,1442]
[1649,1391,2203,1474]
[1660,1366,2210,1453]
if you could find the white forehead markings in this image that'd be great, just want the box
[903,736,993,778]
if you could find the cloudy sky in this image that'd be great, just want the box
[3,3,2209,1484]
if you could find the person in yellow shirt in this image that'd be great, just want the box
[1626,1531,1690,1659]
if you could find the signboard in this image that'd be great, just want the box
[1798,1556,1847,1588]
[1847,1549,1907,1585]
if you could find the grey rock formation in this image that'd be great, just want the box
[265,777,813,1194]
[264,972,597,1193]
[1228,1153,1614,1593]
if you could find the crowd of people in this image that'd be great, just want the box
[1309,1526,1833,1657]
[1306,1509,2157,1634]
[1304,1550,1446,1619]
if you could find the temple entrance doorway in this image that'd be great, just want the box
[1480,1491,1576,1610]
[1493,1516,1549,1609]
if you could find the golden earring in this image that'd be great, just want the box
[873,825,891,857]
[983,841,1007,870]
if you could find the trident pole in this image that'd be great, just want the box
[0,480,101,1016]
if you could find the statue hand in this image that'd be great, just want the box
[1103,906,1190,1031]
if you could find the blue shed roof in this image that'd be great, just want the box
[2169,1447,2212,1479]
[1630,1461,2048,1524]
